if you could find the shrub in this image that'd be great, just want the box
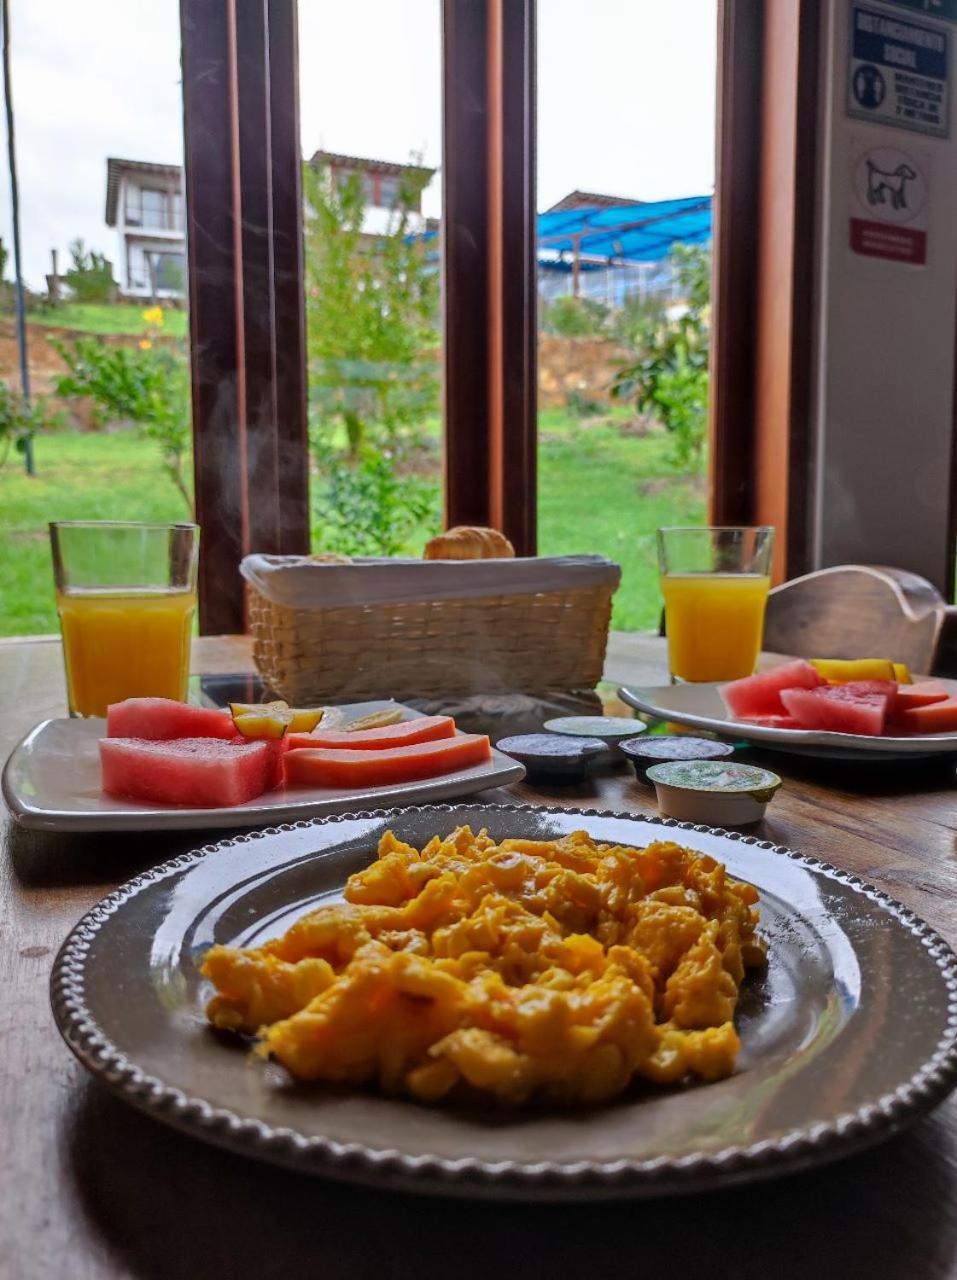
[53,321,192,510]
[64,238,115,304]
[605,292,667,349]
[0,382,59,469]
[540,295,608,338]
[310,436,439,558]
[565,387,605,418]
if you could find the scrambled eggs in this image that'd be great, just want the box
[202,827,765,1106]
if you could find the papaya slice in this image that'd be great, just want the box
[894,681,950,712]
[895,697,957,735]
[284,733,492,788]
[287,715,455,752]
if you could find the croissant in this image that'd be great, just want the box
[423,526,516,560]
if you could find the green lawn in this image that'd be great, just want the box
[24,302,188,338]
[0,433,188,634]
[0,419,703,637]
[537,409,705,630]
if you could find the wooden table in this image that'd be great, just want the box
[3,634,957,1280]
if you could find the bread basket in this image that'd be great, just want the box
[242,554,621,705]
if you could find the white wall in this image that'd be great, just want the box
[811,0,957,594]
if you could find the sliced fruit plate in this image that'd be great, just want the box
[2,701,526,832]
[619,667,957,761]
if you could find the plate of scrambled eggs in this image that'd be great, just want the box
[52,804,957,1199]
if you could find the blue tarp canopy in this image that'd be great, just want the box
[537,194,712,268]
[412,193,712,270]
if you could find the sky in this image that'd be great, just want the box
[0,0,717,291]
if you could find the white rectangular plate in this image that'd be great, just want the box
[618,679,957,761]
[2,701,526,831]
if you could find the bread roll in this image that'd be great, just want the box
[423,526,516,560]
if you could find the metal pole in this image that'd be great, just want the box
[2,0,34,475]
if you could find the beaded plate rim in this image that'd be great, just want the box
[50,802,957,1200]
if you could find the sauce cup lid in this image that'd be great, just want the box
[620,735,734,763]
[645,759,781,803]
[543,716,646,741]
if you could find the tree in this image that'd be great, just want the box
[611,244,711,471]
[303,160,439,457]
[65,238,114,304]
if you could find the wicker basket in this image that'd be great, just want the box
[245,559,619,705]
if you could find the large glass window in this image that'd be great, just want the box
[0,3,192,636]
[298,2,443,560]
[125,184,142,225]
[536,2,717,630]
[141,188,167,230]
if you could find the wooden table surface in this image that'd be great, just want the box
[3,634,957,1280]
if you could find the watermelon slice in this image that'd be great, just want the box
[780,687,888,736]
[832,680,899,717]
[720,660,823,719]
[107,697,235,741]
[284,733,492,789]
[740,715,801,730]
[895,697,957,735]
[100,737,282,807]
[287,715,456,752]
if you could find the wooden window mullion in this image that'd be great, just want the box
[710,0,820,583]
[442,0,537,554]
[267,0,310,555]
[181,0,309,635]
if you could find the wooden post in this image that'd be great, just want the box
[442,0,537,554]
[180,0,309,634]
[709,0,820,583]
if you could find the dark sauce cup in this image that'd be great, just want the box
[620,734,735,784]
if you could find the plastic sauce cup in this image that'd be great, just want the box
[646,759,781,826]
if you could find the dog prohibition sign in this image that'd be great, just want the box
[865,159,917,211]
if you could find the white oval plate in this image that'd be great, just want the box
[1,702,525,831]
[619,680,957,761]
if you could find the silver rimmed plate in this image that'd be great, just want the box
[2,702,525,832]
[619,680,957,761]
[51,803,957,1200]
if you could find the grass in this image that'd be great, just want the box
[23,302,188,339]
[537,408,705,630]
[0,432,188,635]
[0,417,704,637]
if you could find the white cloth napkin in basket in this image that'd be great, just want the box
[240,554,621,610]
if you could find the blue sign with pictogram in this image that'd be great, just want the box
[848,3,950,137]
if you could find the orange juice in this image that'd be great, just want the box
[661,573,770,682]
[57,588,195,717]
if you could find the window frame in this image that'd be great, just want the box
[710,0,821,583]
[181,0,309,634]
[180,0,833,630]
[140,187,168,230]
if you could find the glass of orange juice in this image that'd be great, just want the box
[657,527,774,682]
[50,521,199,717]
